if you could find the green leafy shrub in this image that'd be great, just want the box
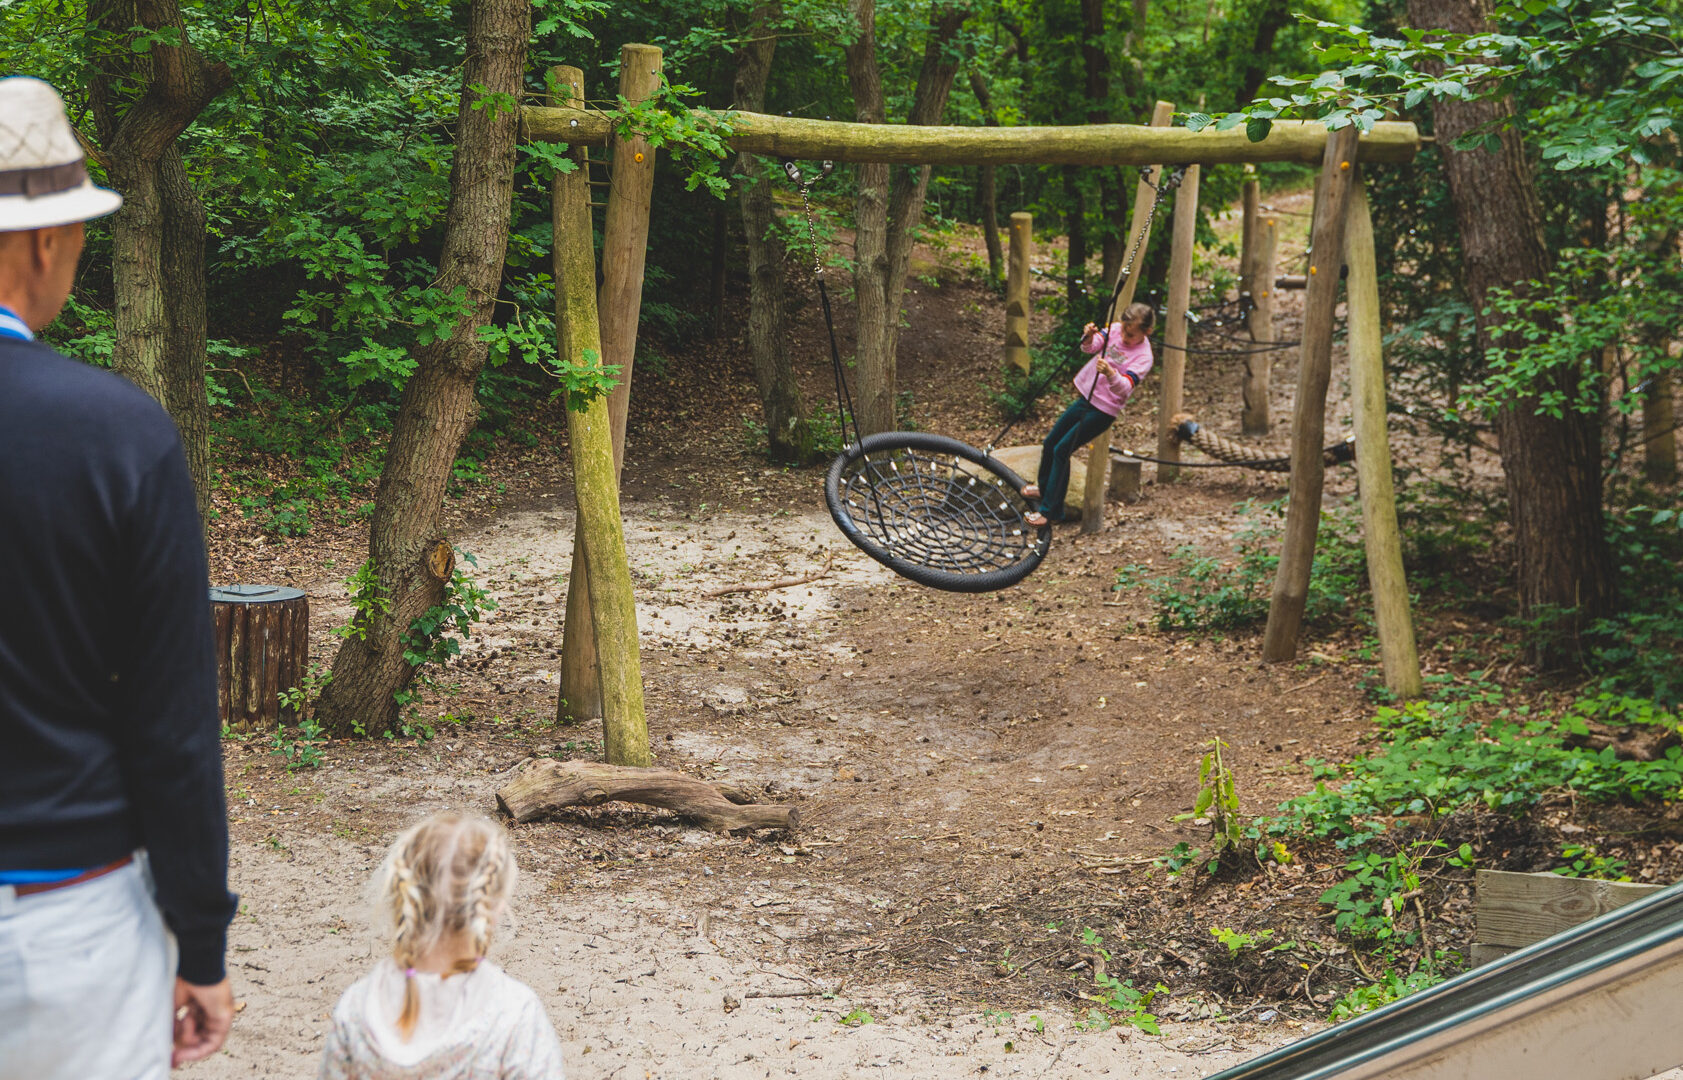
[1117,499,1367,633]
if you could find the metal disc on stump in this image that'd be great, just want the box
[210,584,308,734]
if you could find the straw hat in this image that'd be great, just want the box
[0,77,122,232]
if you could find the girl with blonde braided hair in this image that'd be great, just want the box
[319,812,565,1079]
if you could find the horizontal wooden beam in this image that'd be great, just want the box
[521,106,1420,166]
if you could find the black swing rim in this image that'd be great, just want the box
[824,431,1053,594]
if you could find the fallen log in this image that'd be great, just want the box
[1563,721,1680,762]
[496,759,798,833]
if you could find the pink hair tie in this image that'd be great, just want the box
[404,967,417,978]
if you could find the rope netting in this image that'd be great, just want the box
[824,433,1050,593]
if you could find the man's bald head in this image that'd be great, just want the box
[0,221,84,332]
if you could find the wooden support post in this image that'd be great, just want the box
[1242,214,1278,434]
[559,46,661,725]
[1004,212,1032,373]
[1238,171,1258,300]
[602,43,663,471]
[1082,100,1173,534]
[1261,126,1360,664]
[1646,366,1677,485]
[1343,170,1422,699]
[1153,161,1201,482]
[550,64,650,766]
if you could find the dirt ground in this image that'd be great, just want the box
[196,189,1516,1077]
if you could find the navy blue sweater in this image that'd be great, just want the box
[0,337,236,985]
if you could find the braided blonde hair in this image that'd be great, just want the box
[374,812,518,1040]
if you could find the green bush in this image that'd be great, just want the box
[1116,499,1367,633]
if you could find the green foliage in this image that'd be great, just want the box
[1078,929,1165,1035]
[401,553,497,671]
[1552,843,1630,880]
[271,715,327,772]
[1210,926,1291,955]
[1328,956,1453,1022]
[1264,686,1683,853]
[1174,737,1246,870]
[1584,501,1683,707]
[337,560,392,644]
[1116,499,1366,633]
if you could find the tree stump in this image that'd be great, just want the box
[210,585,309,734]
[496,759,798,833]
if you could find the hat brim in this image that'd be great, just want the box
[0,181,123,232]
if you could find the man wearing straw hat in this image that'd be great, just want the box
[0,77,236,1076]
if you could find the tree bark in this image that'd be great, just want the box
[1408,0,1613,664]
[967,70,1004,285]
[317,0,530,737]
[88,0,231,526]
[844,0,970,436]
[1235,0,1291,106]
[733,4,817,464]
[1064,168,1087,304]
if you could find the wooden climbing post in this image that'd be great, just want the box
[1261,125,1360,664]
[1344,169,1422,698]
[1082,100,1173,534]
[550,64,650,765]
[1242,213,1278,435]
[559,45,661,724]
[1153,160,1201,482]
[1004,212,1032,374]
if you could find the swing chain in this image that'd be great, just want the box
[783,159,834,277]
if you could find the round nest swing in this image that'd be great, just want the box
[824,432,1051,593]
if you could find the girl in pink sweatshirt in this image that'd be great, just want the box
[1023,301,1156,526]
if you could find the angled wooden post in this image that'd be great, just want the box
[1242,213,1278,434]
[1261,125,1360,664]
[1082,100,1173,534]
[550,64,650,765]
[559,45,662,723]
[1344,169,1422,698]
[1004,212,1032,374]
[1153,161,1201,482]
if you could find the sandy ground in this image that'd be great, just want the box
[198,495,1322,1079]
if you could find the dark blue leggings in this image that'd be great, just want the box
[1036,399,1115,521]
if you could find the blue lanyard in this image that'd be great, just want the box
[0,304,32,342]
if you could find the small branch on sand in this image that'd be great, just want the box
[701,554,835,598]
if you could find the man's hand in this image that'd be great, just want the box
[173,977,234,1066]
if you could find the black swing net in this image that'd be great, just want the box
[782,160,1050,593]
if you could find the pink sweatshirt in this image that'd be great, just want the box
[1074,323,1154,417]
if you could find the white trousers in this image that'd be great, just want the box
[0,856,175,1080]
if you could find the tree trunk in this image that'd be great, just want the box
[1235,0,1291,105]
[967,70,1004,285]
[496,760,797,833]
[1064,168,1087,304]
[1408,0,1613,664]
[317,0,530,737]
[88,0,231,525]
[845,0,969,436]
[734,3,817,464]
